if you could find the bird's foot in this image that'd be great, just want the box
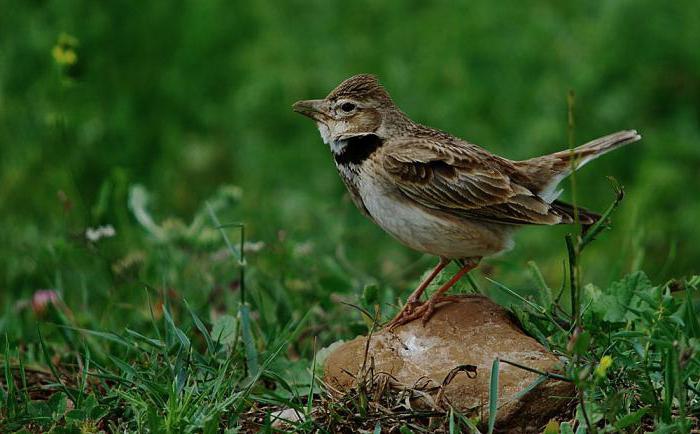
[386,295,462,330]
[385,298,422,331]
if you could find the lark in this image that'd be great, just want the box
[293,74,641,329]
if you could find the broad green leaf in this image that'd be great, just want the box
[614,407,649,429]
[559,421,575,434]
[211,314,238,346]
[48,392,68,418]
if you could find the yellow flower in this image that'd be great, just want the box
[52,33,78,66]
[595,355,614,378]
[52,46,77,65]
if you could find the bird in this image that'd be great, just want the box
[292,74,641,330]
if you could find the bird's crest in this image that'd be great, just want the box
[327,74,392,104]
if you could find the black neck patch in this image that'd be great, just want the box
[334,134,383,165]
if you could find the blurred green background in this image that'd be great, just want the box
[1,0,699,325]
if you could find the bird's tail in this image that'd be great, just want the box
[546,130,641,172]
[517,130,641,202]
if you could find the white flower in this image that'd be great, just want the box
[86,225,116,242]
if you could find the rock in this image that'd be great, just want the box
[270,407,306,430]
[323,295,573,432]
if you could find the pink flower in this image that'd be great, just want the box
[32,290,59,314]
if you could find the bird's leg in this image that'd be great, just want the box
[419,258,481,325]
[386,258,449,330]
[405,258,450,306]
[387,258,481,330]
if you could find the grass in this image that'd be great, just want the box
[1,183,699,432]
[1,1,700,432]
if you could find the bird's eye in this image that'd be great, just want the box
[340,102,356,112]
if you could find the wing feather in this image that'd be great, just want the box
[381,138,567,225]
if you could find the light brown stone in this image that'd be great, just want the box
[323,296,573,431]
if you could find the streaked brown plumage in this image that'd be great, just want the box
[293,74,641,329]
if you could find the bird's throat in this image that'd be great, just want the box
[333,134,384,165]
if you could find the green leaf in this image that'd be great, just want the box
[185,300,216,355]
[528,261,552,308]
[363,284,379,306]
[614,407,649,429]
[89,404,109,421]
[65,409,88,422]
[203,411,221,434]
[82,394,98,411]
[163,306,191,349]
[662,348,676,423]
[48,392,68,418]
[682,287,700,338]
[571,331,591,355]
[559,421,575,434]
[211,314,238,346]
[542,420,559,434]
[125,328,165,348]
[588,272,653,323]
[27,401,52,419]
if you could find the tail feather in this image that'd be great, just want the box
[549,130,641,171]
[551,200,600,225]
[518,129,641,202]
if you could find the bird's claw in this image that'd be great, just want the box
[386,296,463,330]
[386,300,423,330]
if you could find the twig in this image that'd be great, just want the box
[499,359,571,383]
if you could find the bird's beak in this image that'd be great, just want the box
[292,99,327,122]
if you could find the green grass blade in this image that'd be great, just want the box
[528,261,552,307]
[307,337,317,414]
[78,346,90,406]
[484,276,567,333]
[37,326,76,402]
[3,334,16,418]
[162,305,191,350]
[487,358,500,434]
[683,288,700,338]
[509,374,548,402]
[184,300,216,356]
[125,328,165,349]
[240,304,259,378]
[662,348,675,423]
[17,346,29,408]
[456,412,482,434]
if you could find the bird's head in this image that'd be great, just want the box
[293,74,401,150]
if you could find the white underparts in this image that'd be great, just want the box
[357,171,509,259]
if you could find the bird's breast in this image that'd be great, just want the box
[352,165,512,259]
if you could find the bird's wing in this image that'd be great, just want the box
[381,138,572,225]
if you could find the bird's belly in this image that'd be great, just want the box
[357,175,511,259]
